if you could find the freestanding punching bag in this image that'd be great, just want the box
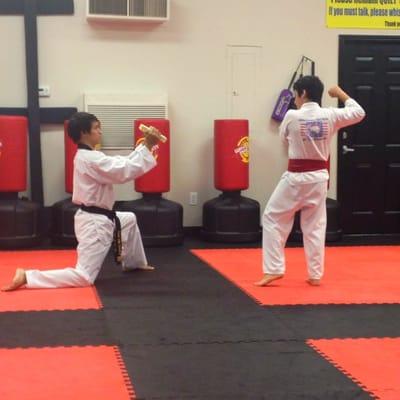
[115,119,184,246]
[202,120,261,242]
[0,116,41,248]
[51,121,79,246]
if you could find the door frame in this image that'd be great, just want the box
[337,35,400,236]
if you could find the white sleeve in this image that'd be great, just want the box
[279,111,293,144]
[329,98,366,131]
[84,145,157,184]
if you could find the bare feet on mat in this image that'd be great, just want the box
[138,265,155,271]
[122,265,155,272]
[1,268,27,292]
[307,278,321,286]
[254,274,284,287]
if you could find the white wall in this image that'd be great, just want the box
[0,1,395,225]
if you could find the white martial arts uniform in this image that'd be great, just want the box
[263,99,365,279]
[25,144,156,288]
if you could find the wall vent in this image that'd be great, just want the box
[84,93,168,149]
[87,0,169,21]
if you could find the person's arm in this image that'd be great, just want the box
[328,85,350,103]
[85,127,160,184]
[279,110,294,144]
[85,146,157,185]
[328,85,366,130]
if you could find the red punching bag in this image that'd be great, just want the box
[134,119,170,193]
[0,116,28,192]
[64,121,78,194]
[214,119,249,191]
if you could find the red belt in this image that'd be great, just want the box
[288,159,328,172]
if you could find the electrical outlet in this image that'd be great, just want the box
[38,86,50,97]
[189,192,198,205]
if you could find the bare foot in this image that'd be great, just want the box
[307,278,321,286]
[254,274,284,287]
[1,268,27,292]
[138,265,155,271]
[122,265,155,272]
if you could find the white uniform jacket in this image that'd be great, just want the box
[72,143,156,209]
[279,99,366,183]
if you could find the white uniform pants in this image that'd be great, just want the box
[25,210,147,288]
[262,175,328,280]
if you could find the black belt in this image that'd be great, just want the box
[80,205,122,264]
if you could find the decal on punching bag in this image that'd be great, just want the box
[234,136,249,164]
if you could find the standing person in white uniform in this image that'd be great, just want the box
[2,112,160,291]
[255,76,365,287]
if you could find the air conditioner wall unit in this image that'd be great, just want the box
[87,0,170,22]
[84,93,168,149]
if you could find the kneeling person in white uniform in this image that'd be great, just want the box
[2,112,159,291]
[255,77,366,287]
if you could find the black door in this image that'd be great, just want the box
[338,35,400,234]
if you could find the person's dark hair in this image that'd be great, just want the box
[67,112,99,143]
[293,75,324,105]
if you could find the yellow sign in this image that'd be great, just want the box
[326,0,400,29]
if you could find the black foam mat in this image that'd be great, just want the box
[0,310,112,348]
[271,304,400,339]
[121,341,371,400]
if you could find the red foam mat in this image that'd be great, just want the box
[191,246,400,306]
[308,338,400,400]
[0,346,134,400]
[0,250,102,312]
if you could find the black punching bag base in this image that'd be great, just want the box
[0,195,41,249]
[52,197,79,246]
[289,197,342,243]
[201,191,261,243]
[115,194,184,247]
